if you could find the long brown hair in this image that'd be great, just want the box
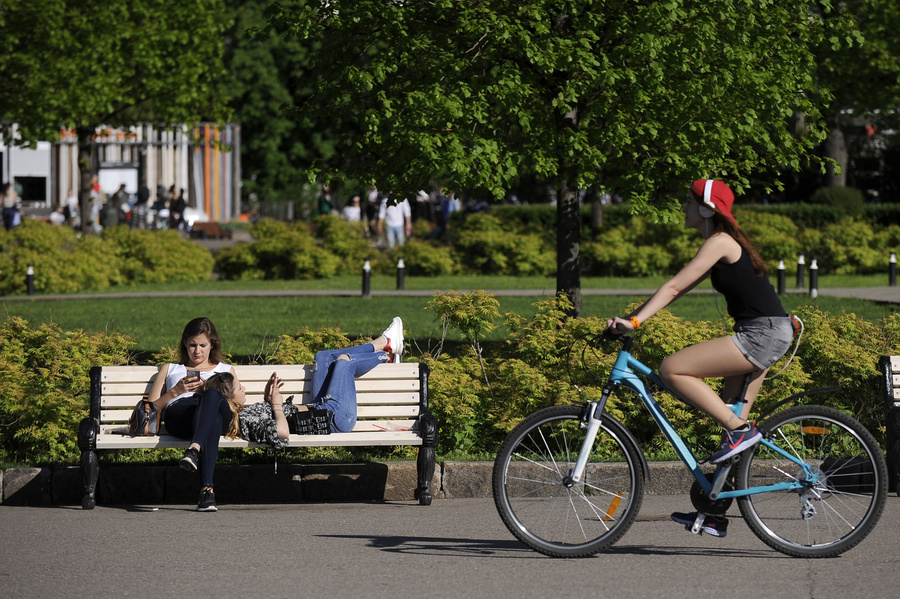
[690,191,768,276]
[179,317,225,365]
[203,372,243,439]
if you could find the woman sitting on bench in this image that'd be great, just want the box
[146,317,245,512]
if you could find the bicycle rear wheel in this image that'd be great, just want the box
[492,405,645,558]
[736,405,887,558]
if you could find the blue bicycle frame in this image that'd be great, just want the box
[574,343,818,499]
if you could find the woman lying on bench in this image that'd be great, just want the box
[239,316,405,448]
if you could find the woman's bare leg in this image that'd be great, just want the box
[720,368,769,421]
[658,336,757,429]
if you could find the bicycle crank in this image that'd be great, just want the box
[690,472,734,517]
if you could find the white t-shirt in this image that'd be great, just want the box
[342,205,361,222]
[378,198,411,228]
[162,362,232,411]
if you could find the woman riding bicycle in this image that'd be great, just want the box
[606,179,794,536]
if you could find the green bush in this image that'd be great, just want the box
[807,219,894,274]
[0,220,214,294]
[101,226,214,283]
[736,210,803,273]
[392,238,458,276]
[809,186,867,218]
[215,218,343,280]
[315,215,383,274]
[583,218,696,276]
[451,213,555,276]
[3,292,898,465]
[425,292,898,458]
[0,317,134,464]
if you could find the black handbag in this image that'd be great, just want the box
[283,396,332,435]
[128,397,160,436]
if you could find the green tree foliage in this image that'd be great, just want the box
[222,0,337,205]
[267,0,850,315]
[0,0,229,229]
[814,0,900,187]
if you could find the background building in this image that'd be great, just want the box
[2,123,241,220]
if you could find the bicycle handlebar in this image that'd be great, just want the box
[593,328,635,351]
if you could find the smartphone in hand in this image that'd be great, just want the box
[186,369,200,379]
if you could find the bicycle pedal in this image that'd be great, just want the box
[684,524,702,535]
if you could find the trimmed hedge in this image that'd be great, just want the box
[0,220,213,295]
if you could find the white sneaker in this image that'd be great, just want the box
[381,317,404,363]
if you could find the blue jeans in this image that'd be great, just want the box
[312,343,389,432]
[163,388,232,488]
[386,225,405,247]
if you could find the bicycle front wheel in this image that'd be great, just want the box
[492,405,645,558]
[736,405,887,558]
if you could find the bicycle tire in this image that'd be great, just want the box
[492,405,645,558]
[736,404,887,558]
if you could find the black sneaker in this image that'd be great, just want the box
[196,488,217,512]
[179,447,199,473]
[671,511,729,537]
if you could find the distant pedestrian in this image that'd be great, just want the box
[2,183,21,231]
[378,195,412,248]
[342,194,362,223]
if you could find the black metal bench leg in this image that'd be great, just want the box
[415,413,438,506]
[78,417,100,510]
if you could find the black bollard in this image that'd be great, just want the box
[777,259,786,296]
[396,258,405,290]
[809,258,818,299]
[796,254,805,289]
[26,263,34,296]
[890,253,897,287]
[361,260,371,298]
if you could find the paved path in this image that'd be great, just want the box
[2,495,898,599]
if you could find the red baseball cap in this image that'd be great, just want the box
[691,179,736,225]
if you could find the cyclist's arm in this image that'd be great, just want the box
[611,234,737,330]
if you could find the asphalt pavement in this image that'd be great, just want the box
[1,494,898,599]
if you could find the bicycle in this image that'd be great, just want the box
[492,331,888,558]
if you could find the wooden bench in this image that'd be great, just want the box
[77,363,438,509]
[189,221,232,239]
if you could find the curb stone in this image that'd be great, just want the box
[1,461,698,507]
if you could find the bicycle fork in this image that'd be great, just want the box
[563,382,615,487]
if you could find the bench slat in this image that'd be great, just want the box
[100,419,417,436]
[100,378,419,397]
[101,404,420,424]
[95,430,423,449]
[100,391,421,409]
[98,363,421,382]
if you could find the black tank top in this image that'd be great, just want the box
[709,246,786,322]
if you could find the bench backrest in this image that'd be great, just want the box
[90,363,427,434]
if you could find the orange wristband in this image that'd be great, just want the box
[629,316,640,329]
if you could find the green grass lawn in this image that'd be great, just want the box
[10,272,888,293]
[2,274,895,360]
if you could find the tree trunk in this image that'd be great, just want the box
[556,182,582,318]
[823,120,848,188]
[76,127,95,232]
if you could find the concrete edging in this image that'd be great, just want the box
[0,461,698,507]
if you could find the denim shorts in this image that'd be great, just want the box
[730,316,794,370]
